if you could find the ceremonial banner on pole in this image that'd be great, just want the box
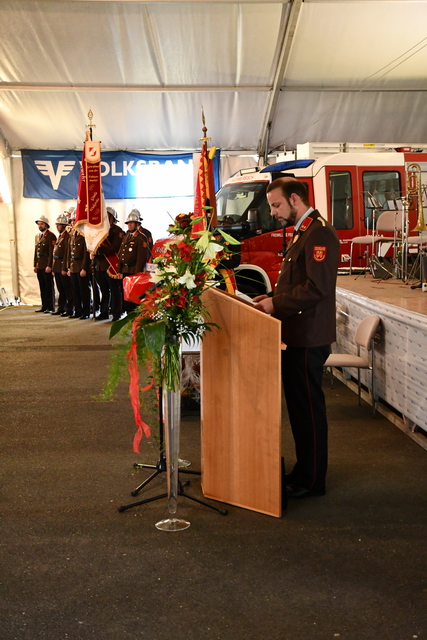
[193,113,217,233]
[75,139,110,253]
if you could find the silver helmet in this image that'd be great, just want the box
[106,206,118,221]
[56,214,68,225]
[35,215,50,227]
[125,211,140,224]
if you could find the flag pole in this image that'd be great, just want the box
[87,108,98,321]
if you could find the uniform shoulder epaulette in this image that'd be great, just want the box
[317,215,326,227]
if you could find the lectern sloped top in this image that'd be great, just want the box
[200,288,282,518]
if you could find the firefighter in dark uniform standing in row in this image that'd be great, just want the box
[65,210,91,319]
[135,209,153,256]
[90,207,124,321]
[118,211,149,314]
[51,213,73,316]
[254,177,340,501]
[34,215,56,313]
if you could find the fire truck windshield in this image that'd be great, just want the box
[216,181,268,224]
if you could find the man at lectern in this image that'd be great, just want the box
[254,177,340,499]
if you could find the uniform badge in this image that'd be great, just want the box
[313,245,327,262]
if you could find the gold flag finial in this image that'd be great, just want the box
[200,106,211,144]
[87,108,96,131]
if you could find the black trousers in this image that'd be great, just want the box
[54,271,73,313]
[70,272,90,317]
[121,272,137,314]
[36,269,55,311]
[94,271,123,318]
[281,345,330,491]
[95,270,110,316]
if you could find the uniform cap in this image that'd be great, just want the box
[35,215,50,227]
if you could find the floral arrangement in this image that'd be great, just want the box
[108,213,239,451]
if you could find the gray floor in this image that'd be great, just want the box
[1,306,426,640]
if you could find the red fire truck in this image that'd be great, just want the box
[213,142,427,295]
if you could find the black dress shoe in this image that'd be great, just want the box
[52,310,64,315]
[44,309,54,314]
[95,314,109,320]
[284,473,297,485]
[111,316,121,322]
[69,314,80,318]
[61,311,72,317]
[35,308,46,313]
[286,484,325,499]
[79,315,89,320]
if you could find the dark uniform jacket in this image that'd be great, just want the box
[94,223,124,271]
[34,230,56,270]
[138,226,153,254]
[52,231,70,273]
[118,230,149,274]
[65,230,90,273]
[271,209,340,348]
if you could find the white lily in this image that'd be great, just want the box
[203,241,224,261]
[149,269,164,284]
[177,270,197,289]
[195,230,211,250]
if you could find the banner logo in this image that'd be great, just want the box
[34,160,76,190]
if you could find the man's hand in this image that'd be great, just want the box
[253,294,268,303]
[254,297,275,314]
[80,269,86,277]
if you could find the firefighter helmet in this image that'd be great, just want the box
[129,208,141,221]
[64,206,75,216]
[35,215,50,227]
[125,211,140,224]
[106,206,118,220]
[56,214,68,225]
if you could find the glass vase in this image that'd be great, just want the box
[155,338,190,532]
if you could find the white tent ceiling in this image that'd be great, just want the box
[1,0,427,157]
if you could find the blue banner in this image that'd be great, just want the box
[21,149,200,200]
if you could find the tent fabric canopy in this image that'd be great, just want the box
[1,0,427,154]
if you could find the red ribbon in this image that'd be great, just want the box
[127,317,152,453]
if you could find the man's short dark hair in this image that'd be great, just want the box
[267,177,310,206]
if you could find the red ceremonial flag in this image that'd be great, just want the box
[75,135,110,252]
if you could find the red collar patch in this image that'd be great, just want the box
[299,217,313,233]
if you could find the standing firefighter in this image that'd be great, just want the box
[90,207,124,321]
[118,210,149,314]
[65,210,91,319]
[52,213,73,316]
[34,215,56,313]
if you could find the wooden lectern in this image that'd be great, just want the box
[200,288,283,518]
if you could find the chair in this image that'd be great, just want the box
[324,315,381,416]
[349,210,402,275]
